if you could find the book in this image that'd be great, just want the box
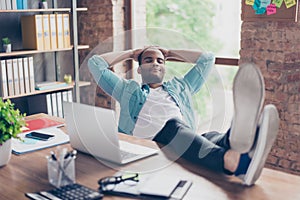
[42,14,51,50]
[22,0,27,9]
[22,117,64,133]
[5,0,11,10]
[35,81,68,90]
[0,60,8,97]
[16,0,22,9]
[67,90,73,102]
[46,93,53,116]
[56,92,63,118]
[62,91,68,103]
[17,58,25,94]
[11,0,17,10]
[51,92,58,117]
[0,0,6,10]
[103,172,192,200]
[23,57,30,93]
[21,15,44,50]
[28,56,35,92]
[62,14,71,48]
[49,14,57,49]
[6,59,14,96]
[12,127,69,154]
[12,58,20,95]
[55,13,64,49]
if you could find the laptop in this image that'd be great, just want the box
[63,101,158,165]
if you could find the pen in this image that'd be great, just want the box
[64,152,71,159]
[64,149,77,159]
[71,150,77,157]
[57,148,68,187]
[50,151,57,161]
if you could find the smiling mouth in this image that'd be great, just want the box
[152,68,161,72]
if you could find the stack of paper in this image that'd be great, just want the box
[104,171,192,200]
[12,127,69,154]
[35,81,68,90]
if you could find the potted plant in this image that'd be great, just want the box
[0,98,26,167]
[2,37,11,53]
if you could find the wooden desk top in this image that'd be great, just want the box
[0,114,300,200]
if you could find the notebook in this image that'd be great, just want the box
[63,102,158,165]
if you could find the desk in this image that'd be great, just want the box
[0,114,300,200]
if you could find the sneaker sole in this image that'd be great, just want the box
[243,104,279,186]
[230,63,265,153]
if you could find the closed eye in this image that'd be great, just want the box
[143,57,165,64]
[144,58,153,63]
[157,58,165,64]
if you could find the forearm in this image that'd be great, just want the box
[100,50,133,66]
[88,55,124,101]
[166,49,203,63]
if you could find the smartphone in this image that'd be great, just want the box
[25,131,55,141]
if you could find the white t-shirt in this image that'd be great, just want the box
[132,86,183,140]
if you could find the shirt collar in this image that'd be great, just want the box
[141,84,150,94]
[141,82,167,93]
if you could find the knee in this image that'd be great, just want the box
[165,117,187,128]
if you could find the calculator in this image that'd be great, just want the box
[25,183,103,200]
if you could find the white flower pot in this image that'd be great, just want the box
[0,139,12,167]
[3,44,11,53]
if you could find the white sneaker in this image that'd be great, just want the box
[236,104,279,186]
[230,63,265,153]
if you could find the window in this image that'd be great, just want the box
[146,0,241,133]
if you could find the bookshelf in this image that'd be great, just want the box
[0,45,89,57]
[2,81,90,100]
[0,8,87,13]
[0,0,89,116]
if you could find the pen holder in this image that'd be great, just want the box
[47,156,76,188]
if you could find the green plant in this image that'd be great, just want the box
[2,37,11,45]
[0,98,26,145]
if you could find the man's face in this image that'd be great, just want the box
[138,48,166,84]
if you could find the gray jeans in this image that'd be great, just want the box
[153,118,232,174]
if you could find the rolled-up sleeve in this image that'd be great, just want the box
[88,55,125,101]
[183,52,215,95]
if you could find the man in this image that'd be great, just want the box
[88,46,279,186]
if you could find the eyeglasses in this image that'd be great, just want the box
[98,173,139,192]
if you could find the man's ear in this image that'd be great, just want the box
[137,66,141,74]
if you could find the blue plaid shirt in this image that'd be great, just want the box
[88,52,215,135]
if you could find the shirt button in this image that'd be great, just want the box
[133,116,137,119]
[139,102,143,105]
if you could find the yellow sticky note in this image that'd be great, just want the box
[284,0,296,8]
[245,0,255,6]
[272,0,284,7]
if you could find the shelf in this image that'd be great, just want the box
[76,8,88,12]
[2,81,91,100]
[78,45,90,50]
[0,45,89,58]
[0,8,87,13]
[0,0,88,108]
[0,8,71,13]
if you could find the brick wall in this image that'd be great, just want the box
[77,0,125,109]
[77,0,146,110]
[240,20,300,175]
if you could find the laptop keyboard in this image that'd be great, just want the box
[120,150,140,160]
